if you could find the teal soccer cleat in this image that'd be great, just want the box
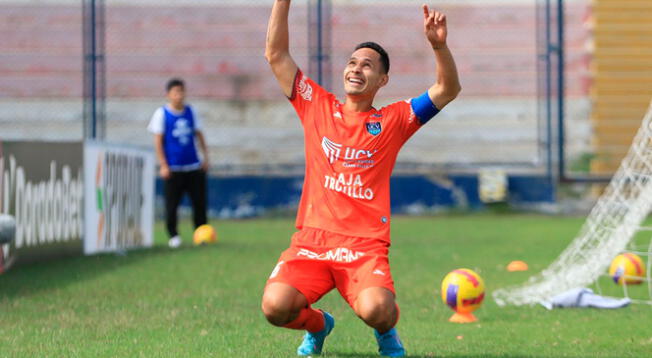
[296,311,335,356]
[374,328,405,357]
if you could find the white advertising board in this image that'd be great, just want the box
[84,142,155,254]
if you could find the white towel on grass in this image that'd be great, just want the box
[539,288,631,310]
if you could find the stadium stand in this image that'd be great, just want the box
[589,0,652,174]
[0,1,591,173]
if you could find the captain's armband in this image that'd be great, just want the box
[410,91,440,125]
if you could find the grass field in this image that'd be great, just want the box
[1,214,651,357]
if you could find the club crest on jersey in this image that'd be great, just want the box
[366,122,382,136]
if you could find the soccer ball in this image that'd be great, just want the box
[441,268,485,314]
[609,253,645,285]
[193,224,217,245]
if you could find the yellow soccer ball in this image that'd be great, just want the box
[193,224,217,246]
[441,268,485,314]
[609,253,645,285]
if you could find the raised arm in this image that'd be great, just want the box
[265,0,299,97]
[423,5,461,109]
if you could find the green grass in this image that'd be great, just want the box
[1,214,651,357]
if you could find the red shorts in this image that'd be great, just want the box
[266,227,395,308]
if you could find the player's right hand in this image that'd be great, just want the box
[160,164,171,179]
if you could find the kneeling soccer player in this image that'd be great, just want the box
[261,1,461,356]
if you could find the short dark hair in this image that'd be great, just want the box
[166,78,185,92]
[354,42,390,74]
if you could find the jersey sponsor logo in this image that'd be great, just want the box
[324,173,374,200]
[322,137,343,164]
[321,136,376,166]
[296,247,365,263]
[341,160,374,169]
[172,118,192,145]
[298,75,313,101]
[366,122,382,136]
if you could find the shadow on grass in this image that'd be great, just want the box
[326,353,547,358]
[0,241,236,300]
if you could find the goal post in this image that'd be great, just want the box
[494,101,652,306]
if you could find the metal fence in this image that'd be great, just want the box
[0,0,593,177]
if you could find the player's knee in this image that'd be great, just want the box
[261,294,295,326]
[356,296,397,326]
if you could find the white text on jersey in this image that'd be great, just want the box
[321,136,376,165]
[297,248,365,263]
[324,173,374,200]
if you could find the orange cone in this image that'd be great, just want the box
[507,260,528,272]
[448,312,477,323]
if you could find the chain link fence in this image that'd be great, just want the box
[1,0,592,176]
[333,0,543,172]
[0,1,84,141]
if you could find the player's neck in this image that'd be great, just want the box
[343,96,374,113]
[167,102,185,112]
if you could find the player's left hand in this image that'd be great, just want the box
[422,5,447,49]
[201,160,209,172]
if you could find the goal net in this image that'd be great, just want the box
[493,101,652,306]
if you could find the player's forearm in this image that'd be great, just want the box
[429,45,461,108]
[265,0,292,63]
[154,136,168,167]
[196,132,209,162]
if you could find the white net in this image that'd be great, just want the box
[493,101,652,306]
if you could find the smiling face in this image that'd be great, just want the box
[342,47,389,97]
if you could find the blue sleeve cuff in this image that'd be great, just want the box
[410,91,440,125]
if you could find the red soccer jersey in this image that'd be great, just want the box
[290,70,426,241]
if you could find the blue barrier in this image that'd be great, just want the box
[155,175,555,219]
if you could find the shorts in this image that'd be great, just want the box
[266,227,395,308]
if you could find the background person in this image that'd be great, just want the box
[148,78,210,248]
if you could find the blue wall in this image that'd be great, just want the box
[156,175,555,218]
